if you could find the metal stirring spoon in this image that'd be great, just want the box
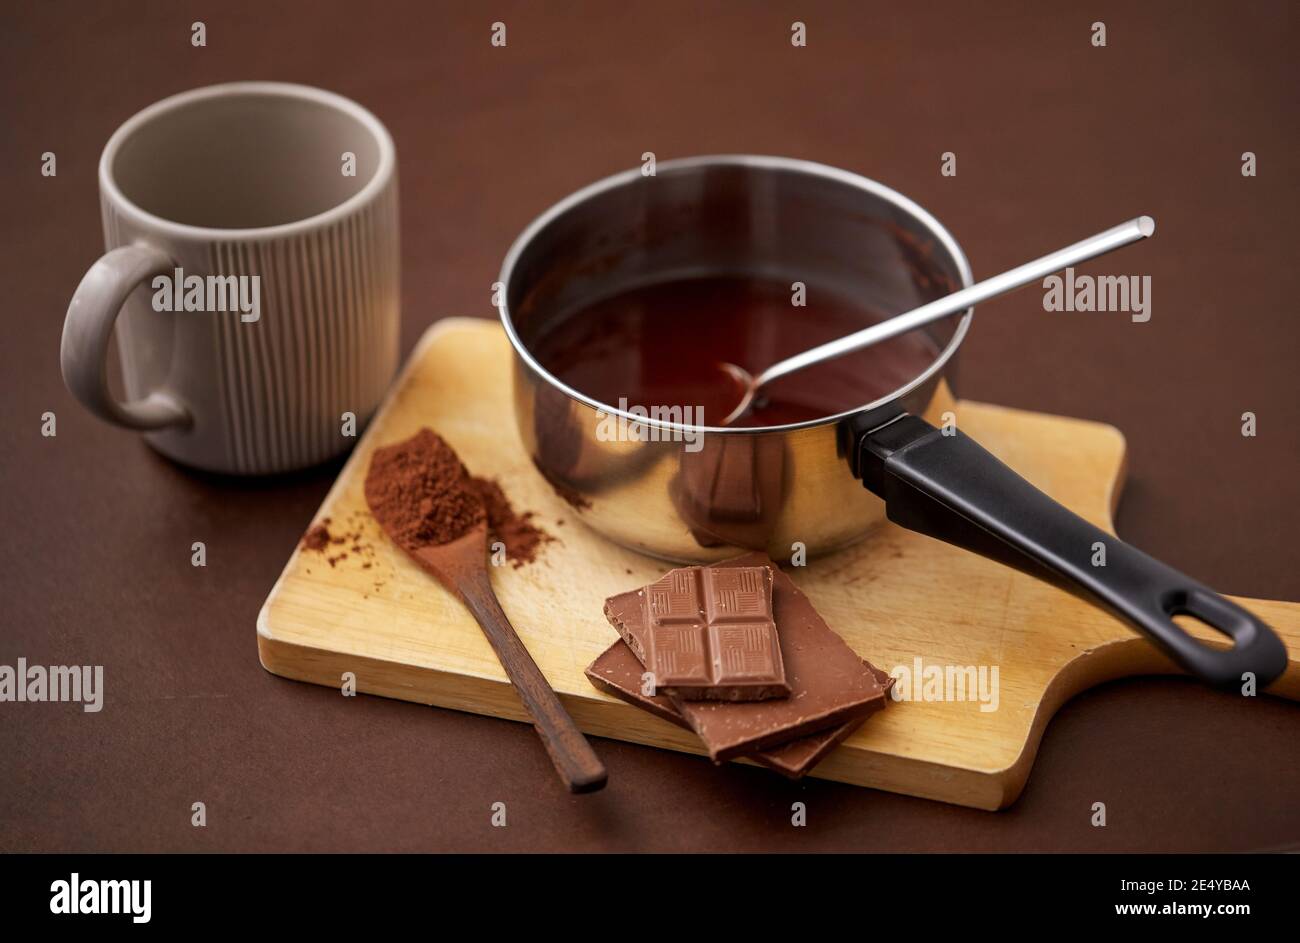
[721,216,1155,425]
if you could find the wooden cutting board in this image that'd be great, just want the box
[257,318,1300,810]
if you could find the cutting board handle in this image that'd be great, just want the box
[857,414,1289,688]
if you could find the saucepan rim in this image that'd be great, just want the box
[497,154,975,434]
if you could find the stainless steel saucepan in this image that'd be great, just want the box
[497,155,1286,688]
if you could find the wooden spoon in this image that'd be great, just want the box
[377,497,607,793]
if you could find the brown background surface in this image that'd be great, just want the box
[1,1,1297,852]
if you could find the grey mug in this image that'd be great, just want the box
[61,81,400,474]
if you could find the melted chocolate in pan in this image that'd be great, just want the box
[530,275,939,428]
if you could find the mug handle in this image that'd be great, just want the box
[61,245,191,430]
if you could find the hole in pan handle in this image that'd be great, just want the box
[855,414,1288,688]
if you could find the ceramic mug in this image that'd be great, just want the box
[61,81,400,475]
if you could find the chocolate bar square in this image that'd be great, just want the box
[643,565,789,701]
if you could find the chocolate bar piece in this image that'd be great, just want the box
[604,552,890,761]
[639,565,789,701]
[587,639,883,779]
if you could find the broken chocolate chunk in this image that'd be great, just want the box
[603,552,890,762]
[587,639,878,779]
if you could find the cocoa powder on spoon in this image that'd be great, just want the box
[362,428,552,566]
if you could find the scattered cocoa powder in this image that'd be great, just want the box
[364,427,553,567]
[301,513,369,561]
[301,523,332,552]
[469,475,554,568]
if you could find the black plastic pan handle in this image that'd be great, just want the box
[856,414,1288,688]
